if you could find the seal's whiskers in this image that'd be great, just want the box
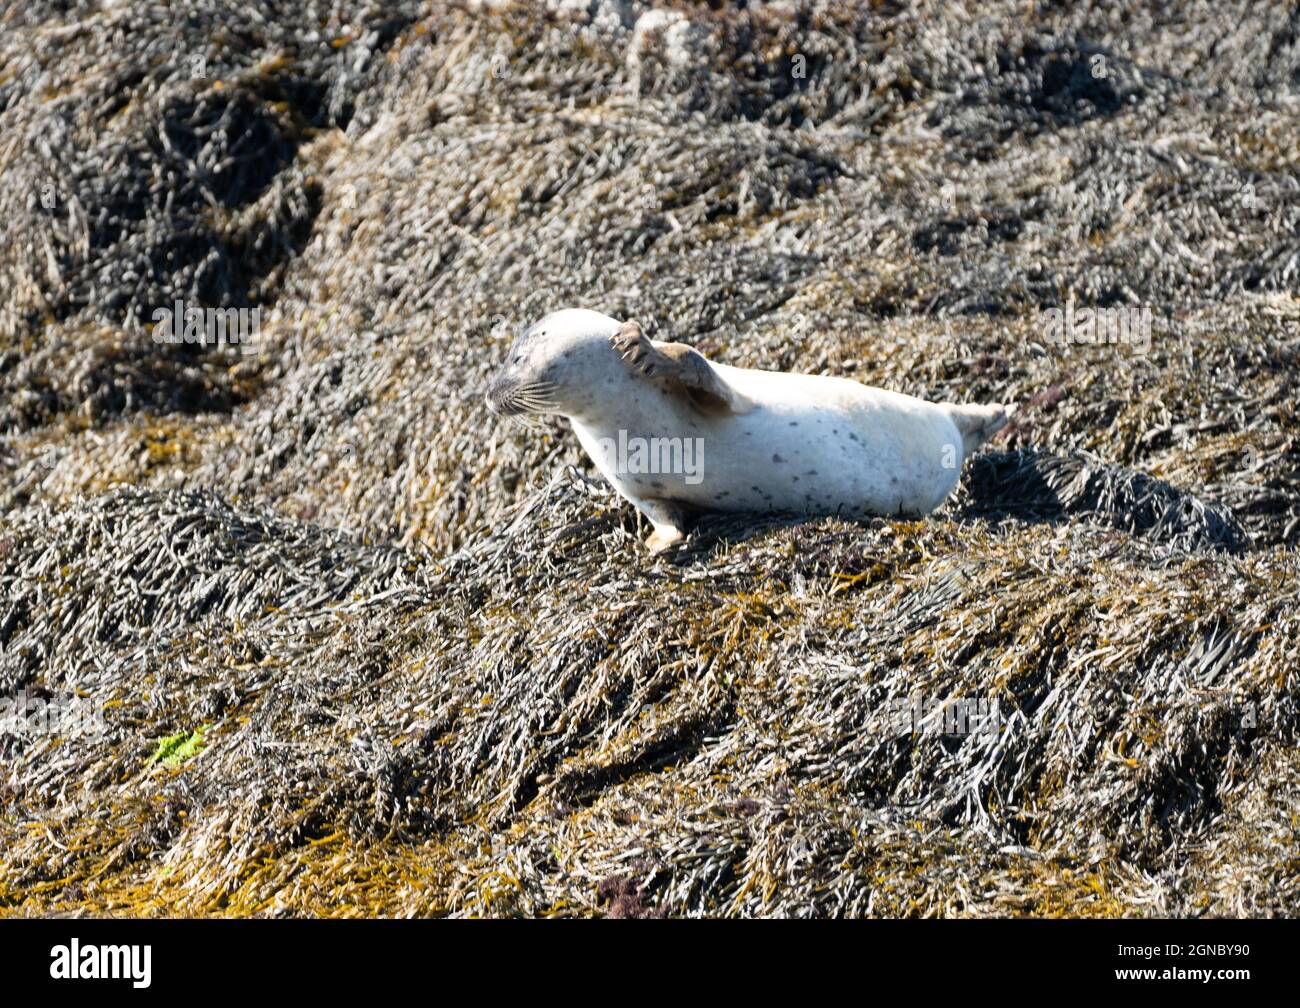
[512,381,558,413]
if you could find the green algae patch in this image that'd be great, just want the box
[150,727,210,769]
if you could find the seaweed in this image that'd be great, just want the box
[0,0,1297,917]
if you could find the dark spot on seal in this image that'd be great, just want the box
[772,453,785,463]
[806,470,818,476]
[789,421,798,426]
[891,477,898,484]
[792,476,799,483]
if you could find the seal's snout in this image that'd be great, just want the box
[485,374,515,416]
[487,371,554,417]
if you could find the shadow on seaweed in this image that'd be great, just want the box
[956,449,1247,554]
[668,448,1246,559]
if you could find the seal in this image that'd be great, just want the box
[487,308,1012,552]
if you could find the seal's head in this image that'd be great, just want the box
[486,308,624,421]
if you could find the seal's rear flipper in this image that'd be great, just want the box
[612,320,754,418]
[948,402,1014,456]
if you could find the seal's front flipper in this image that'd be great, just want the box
[629,496,687,553]
[611,320,754,418]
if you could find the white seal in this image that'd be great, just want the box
[487,309,1011,551]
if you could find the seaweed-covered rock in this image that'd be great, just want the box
[1,0,1298,916]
